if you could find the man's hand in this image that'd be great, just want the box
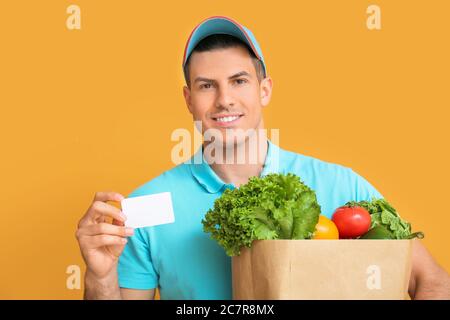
[409,239,450,299]
[76,191,134,299]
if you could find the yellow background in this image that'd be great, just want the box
[0,0,449,299]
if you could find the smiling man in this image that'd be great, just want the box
[76,16,450,300]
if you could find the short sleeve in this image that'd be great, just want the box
[117,227,159,290]
[117,184,164,290]
[349,169,384,201]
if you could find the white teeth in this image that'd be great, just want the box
[216,116,240,122]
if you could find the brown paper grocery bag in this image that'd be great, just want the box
[232,239,413,300]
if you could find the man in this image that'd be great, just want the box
[76,16,450,300]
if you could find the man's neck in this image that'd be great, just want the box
[205,135,268,188]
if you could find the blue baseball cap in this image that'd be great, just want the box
[182,16,267,77]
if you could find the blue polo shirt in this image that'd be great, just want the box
[118,140,383,299]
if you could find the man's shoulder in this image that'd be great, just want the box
[279,145,352,176]
[126,162,192,198]
[278,145,383,216]
[279,145,382,201]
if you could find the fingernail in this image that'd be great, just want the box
[120,212,127,221]
[122,238,128,244]
[125,228,134,236]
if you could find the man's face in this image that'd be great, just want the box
[183,46,273,148]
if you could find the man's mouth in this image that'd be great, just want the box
[211,113,244,126]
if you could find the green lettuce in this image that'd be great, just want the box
[345,198,424,239]
[202,173,321,256]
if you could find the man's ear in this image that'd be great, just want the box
[260,76,273,108]
[183,85,193,114]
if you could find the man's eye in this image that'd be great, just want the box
[200,83,212,89]
[235,78,247,85]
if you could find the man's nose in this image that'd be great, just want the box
[215,85,235,109]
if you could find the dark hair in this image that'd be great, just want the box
[183,34,266,88]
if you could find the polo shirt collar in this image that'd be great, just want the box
[189,139,281,193]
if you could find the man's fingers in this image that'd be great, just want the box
[78,192,127,228]
[81,235,128,249]
[93,191,125,203]
[89,201,127,223]
[112,218,125,227]
[77,223,134,237]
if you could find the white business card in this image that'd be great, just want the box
[121,192,175,228]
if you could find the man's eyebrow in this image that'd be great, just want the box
[228,71,251,79]
[194,77,214,84]
[193,71,251,84]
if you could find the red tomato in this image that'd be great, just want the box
[331,206,371,239]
